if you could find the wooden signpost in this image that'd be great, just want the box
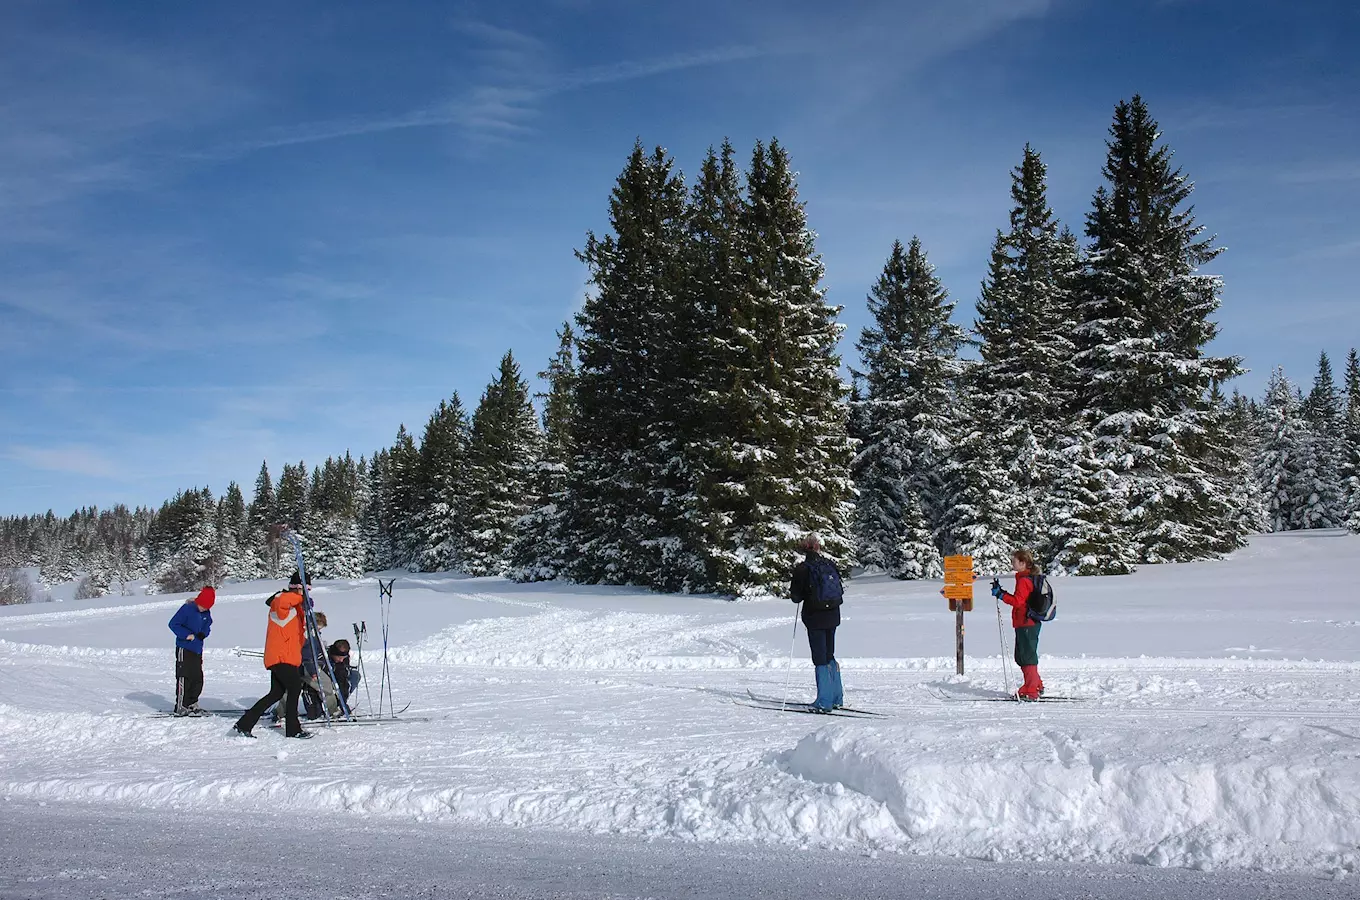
[943,555,974,675]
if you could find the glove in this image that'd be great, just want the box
[194,632,206,640]
[990,581,1004,600]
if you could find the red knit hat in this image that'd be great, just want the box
[194,586,216,610]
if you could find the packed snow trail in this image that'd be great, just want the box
[1,531,1359,877]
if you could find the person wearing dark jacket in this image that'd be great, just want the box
[992,548,1046,701]
[789,535,844,712]
[168,587,215,716]
[326,639,360,705]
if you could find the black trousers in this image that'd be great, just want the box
[175,647,204,711]
[806,627,837,666]
[236,664,303,736]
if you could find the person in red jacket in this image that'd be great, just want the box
[992,549,1045,701]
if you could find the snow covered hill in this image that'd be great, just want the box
[1,530,1357,878]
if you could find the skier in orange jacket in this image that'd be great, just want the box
[232,572,314,738]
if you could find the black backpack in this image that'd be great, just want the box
[1026,573,1056,623]
[803,557,844,610]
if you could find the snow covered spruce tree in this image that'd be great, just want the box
[566,139,852,596]
[1342,349,1360,531]
[385,425,424,569]
[953,146,1079,569]
[508,323,578,581]
[360,448,399,571]
[413,395,471,572]
[275,462,310,536]
[1256,368,1306,532]
[304,454,364,578]
[721,139,853,593]
[853,237,961,578]
[247,461,280,578]
[565,143,693,587]
[1295,351,1345,529]
[147,488,221,593]
[1065,96,1243,568]
[462,352,543,576]
[215,482,253,581]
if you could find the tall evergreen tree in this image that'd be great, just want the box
[386,426,423,569]
[415,395,472,572]
[1070,95,1242,567]
[958,145,1080,566]
[463,352,544,576]
[1295,351,1345,529]
[247,461,279,577]
[726,139,854,593]
[509,323,578,581]
[360,449,398,571]
[567,143,690,586]
[853,238,963,577]
[681,140,756,592]
[305,454,364,578]
[275,462,310,534]
[1256,368,1305,533]
[1342,349,1360,532]
[215,481,252,581]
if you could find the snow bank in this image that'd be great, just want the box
[782,720,1360,874]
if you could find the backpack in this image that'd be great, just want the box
[1026,573,1056,623]
[803,557,844,610]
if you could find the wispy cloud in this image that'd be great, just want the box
[8,444,122,479]
[202,31,772,157]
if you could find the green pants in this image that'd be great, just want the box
[1014,624,1041,667]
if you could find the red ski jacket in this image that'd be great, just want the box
[1001,574,1039,629]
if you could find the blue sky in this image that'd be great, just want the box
[2,0,1357,516]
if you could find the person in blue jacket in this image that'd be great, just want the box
[168,587,215,716]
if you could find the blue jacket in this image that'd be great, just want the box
[168,601,212,652]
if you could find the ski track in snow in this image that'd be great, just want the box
[2,531,1360,879]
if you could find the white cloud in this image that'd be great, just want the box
[8,444,122,479]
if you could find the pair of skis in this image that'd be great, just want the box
[738,690,889,719]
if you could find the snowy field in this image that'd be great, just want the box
[2,530,1359,892]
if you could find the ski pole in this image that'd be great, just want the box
[779,603,801,711]
[355,621,374,716]
[994,577,1013,696]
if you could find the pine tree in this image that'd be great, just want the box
[215,482,252,581]
[463,352,544,576]
[275,462,310,533]
[360,449,397,571]
[386,426,423,569]
[1342,349,1360,532]
[566,143,690,586]
[304,454,364,578]
[148,488,221,593]
[1295,351,1345,529]
[727,139,854,593]
[959,145,1080,566]
[1071,96,1243,567]
[680,140,755,593]
[1256,368,1305,532]
[853,237,963,577]
[247,461,280,578]
[414,396,472,572]
[508,323,577,582]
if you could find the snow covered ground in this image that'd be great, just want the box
[1,530,1358,888]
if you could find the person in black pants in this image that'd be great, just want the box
[789,535,845,712]
[167,587,215,716]
[233,575,312,739]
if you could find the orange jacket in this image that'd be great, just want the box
[263,590,307,668]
